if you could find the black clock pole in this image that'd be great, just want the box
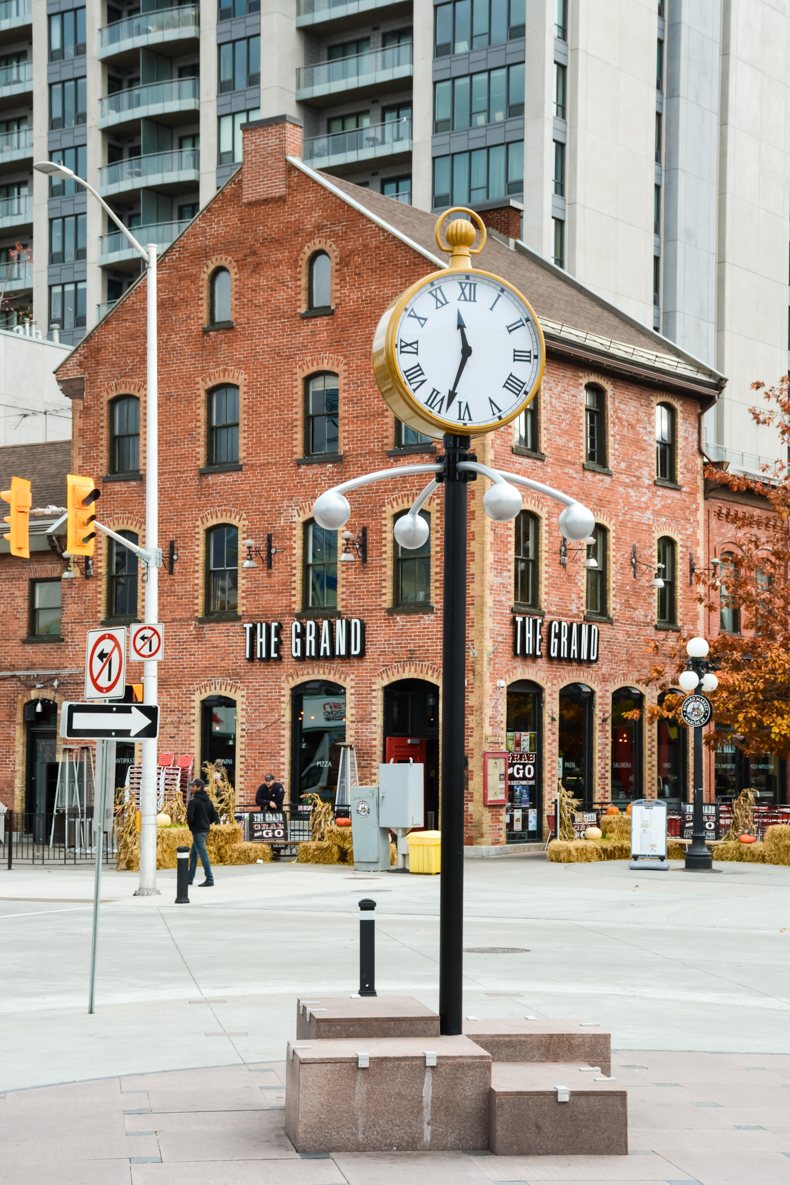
[439,432,473,1035]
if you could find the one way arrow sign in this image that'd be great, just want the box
[60,702,160,740]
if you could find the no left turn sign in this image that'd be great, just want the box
[85,627,127,699]
[130,622,164,662]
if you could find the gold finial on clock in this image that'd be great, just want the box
[435,207,487,269]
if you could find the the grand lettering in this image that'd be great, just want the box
[244,618,365,661]
[513,615,599,663]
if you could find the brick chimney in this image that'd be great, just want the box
[477,199,524,242]
[241,115,303,204]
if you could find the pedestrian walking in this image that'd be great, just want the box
[187,777,219,886]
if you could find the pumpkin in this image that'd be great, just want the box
[625,803,632,816]
[156,812,171,827]
[335,817,351,828]
[605,805,620,815]
[584,826,602,841]
[738,833,756,844]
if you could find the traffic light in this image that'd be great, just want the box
[1,475,31,558]
[66,473,100,557]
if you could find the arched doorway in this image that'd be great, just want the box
[657,689,686,809]
[558,683,595,808]
[291,680,346,807]
[506,680,543,842]
[383,679,439,827]
[24,699,58,841]
[200,695,237,787]
[611,687,644,807]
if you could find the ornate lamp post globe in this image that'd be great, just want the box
[312,490,351,531]
[483,481,523,522]
[678,669,700,693]
[558,501,596,542]
[393,513,430,550]
[687,636,710,660]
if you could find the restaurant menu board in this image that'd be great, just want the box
[630,799,667,859]
[506,732,539,839]
[250,812,288,842]
[681,802,719,839]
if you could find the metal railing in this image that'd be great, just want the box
[0,260,32,286]
[99,146,199,190]
[100,76,199,122]
[100,4,199,51]
[304,116,411,164]
[704,440,783,478]
[0,60,32,89]
[0,126,32,157]
[0,194,31,223]
[4,811,117,869]
[100,217,191,260]
[297,40,412,93]
[0,0,31,25]
[297,0,402,18]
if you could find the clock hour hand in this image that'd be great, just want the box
[447,310,473,410]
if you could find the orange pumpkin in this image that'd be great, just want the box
[605,805,620,815]
[738,833,756,844]
[335,817,352,828]
[625,803,632,816]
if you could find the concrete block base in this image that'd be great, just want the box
[489,1061,628,1156]
[285,1035,491,1152]
[296,994,440,1040]
[465,1017,612,1076]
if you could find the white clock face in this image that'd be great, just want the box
[392,269,544,434]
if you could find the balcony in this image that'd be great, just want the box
[0,125,31,163]
[0,259,32,291]
[0,0,31,37]
[0,193,31,230]
[296,0,409,30]
[296,41,412,104]
[99,76,199,130]
[0,59,32,101]
[96,299,119,321]
[98,217,191,265]
[98,5,199,62]
[304,116,411,169]
[99,147,199,197]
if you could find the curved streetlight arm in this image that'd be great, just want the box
[493,467,579,509]
[404,478,440,518]
[324,463,443,497]
[35,161,148,262]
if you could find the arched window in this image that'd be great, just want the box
[200,695,236,787]
[108,395,139,475]
[558,683,594,808]
[656,535,676,625]
[303,519,337,609]
[209,267,231,325]
[506,679,543,841]
[307,250,332,311]
[611,686,643,804]
[656,402,677,482]
[291,680,345,805]
[585,524,608,617]
[206,384,239,466]
[657,690,686,803]
[107,530,138,620]
[393,510,431,607]
[514,510,540,609]
[584,383,607,467]
[205,524,238,616]
[719,552,740,633]
[304,372,339,457]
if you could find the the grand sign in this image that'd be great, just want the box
[244,618,365,662]
[513,615,599,663]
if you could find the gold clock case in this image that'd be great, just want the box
[372,266,546,440]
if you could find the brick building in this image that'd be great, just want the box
[2,116,733,846]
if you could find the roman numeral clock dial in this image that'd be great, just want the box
[373,247,545,438]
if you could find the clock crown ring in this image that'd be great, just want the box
[435,207,487,270]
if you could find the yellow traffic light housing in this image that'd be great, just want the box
[1,475,31,558]
[66,473,100,557]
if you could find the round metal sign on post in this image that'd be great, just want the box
[681,693,712,728]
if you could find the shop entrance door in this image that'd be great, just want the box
[383,680,439,828]
[506,680,542,842]
[24,700,58,842]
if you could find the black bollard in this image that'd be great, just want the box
[175,845,190,904]
[358,898,377,997]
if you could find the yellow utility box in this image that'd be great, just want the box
[406,830,441,875]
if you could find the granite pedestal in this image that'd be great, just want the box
[296,994,441,1040]
[465,1016,612,1076]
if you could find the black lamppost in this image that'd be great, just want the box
[678,636,718,871]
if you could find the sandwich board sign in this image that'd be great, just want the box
[629,798,669,871]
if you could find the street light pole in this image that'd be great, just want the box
[678,636,718,872]
[35,161,160,895]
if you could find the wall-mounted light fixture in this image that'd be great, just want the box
[688,553,720,586]
[243,534,282,571]
[61,552,93,579]
[168,540,179,575]
[339,527,367,564]
[559,535,597,568]
[631,544,664,588]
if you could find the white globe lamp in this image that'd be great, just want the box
[483,481,522,522]
[312,490,351,531]
[686,636,710,660]
[700,672,719,693]
[558,501,595,542]
[678,670,700,693]
[394,513,430,550]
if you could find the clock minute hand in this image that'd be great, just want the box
[447,310,473,410]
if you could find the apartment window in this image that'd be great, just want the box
[394,420,432,449]
[218,0,260,20]
[434,0,525,56]
[394,511,431,607]
[434,64,524,133]
[218,36,260,92]
[655,111,662,163]
[514,511,540,609]
[654,184,661,234]
[207,384,239,466]
[49,78,86,130]
[515,395,539,453]
[205,524,238,616]
[554,62,566,119]
[328,111,370,134]
[217,108,261,164]
[552,218,565,268]
[209,267,231,324]
[553,140,565,196]
[555,0,567,39]
[584,384,607,467]
[656,536,676,625]
[47,146,87,196]
[305,373,339,457]
[49,8,86,60]
[653,254,661,309]
[655,402,676,482]
[382,175,411,204]
[49,214,86,264]
[49,282,86,331]
[29,579,61,638]
[656,37,664,91]
[382,28,411,47]
[585,525,608,618]
[719,555,741,634]
[307,251,332,311]
[303,520,337,610]
[432,141,523,207]
[109,395,139,475]
[107,531,138,621]
[328,37,369,61]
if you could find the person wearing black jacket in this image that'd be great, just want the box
[187,777,219,886]
[255,773,284,812]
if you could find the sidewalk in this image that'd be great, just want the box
[1,857,789,1184]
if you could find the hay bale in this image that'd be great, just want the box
[224,841,272,865]
[600,814,630,842]
[547,840,602,863]
[207,823,243,864]
[156,825,191,868]
[714,839,765,863]
[297,840,341,865]
[667,839,686,860]
[597,839,631,861]
[764,825,790,866]
[325,824,354,863]
[390,842,397,867]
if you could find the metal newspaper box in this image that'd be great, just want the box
[629,798,670,871]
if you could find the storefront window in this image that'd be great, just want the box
[610,687,643,805]
[558,683,594,808]
[506,680,542,842]
[715,731,783,804]
[200,695,236,787]
[291,680,346,806]
[656,690,686,803]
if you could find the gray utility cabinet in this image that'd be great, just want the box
[350,785,390,871]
